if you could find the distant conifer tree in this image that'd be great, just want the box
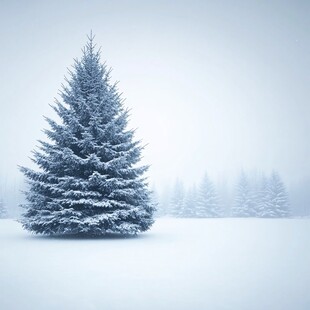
[232,172,255,217]
[169,180,185,217]
[0,199,8,219]
[254,174,269,217]
[264,172,290,217]
[182,185,198,217]
[150,186,161,218]
[196,174,221,217]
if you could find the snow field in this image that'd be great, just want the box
[0,218,309,310]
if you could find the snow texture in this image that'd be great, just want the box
[0,218,309,310]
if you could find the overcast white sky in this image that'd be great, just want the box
[0,0,309,192]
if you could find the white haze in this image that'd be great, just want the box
[0,1,309,208]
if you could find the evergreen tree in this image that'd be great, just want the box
[196,174,221,217]
[232,172,255,217]
[169,179,185,217]
[150,186,161,218]
[182,185,198,217]
[158,185,172,217]
[255,174,269,217]
[20,34,154,236]
[264,172,290,217]
[0,199,8,219]
[217,178,230,217]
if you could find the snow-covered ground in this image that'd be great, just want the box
[0,218,309,310]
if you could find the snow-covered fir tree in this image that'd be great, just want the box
[157,185,172,217]
[182,185,198,217]
[150,186,161,218]
[264,172,290,217]
[217,178,230,217]
[169,180,185,217]
[196,174,221,217]
[0,198,8,219]
[254,174,269,217]
[232,172,255,217]
[20,34,155,236]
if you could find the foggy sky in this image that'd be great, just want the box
[0,0,309,193]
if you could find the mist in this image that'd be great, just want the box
[0,0,309,213]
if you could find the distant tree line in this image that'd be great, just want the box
[154,171,290,218]
[0,198,8,219]
[1,170,308,219]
